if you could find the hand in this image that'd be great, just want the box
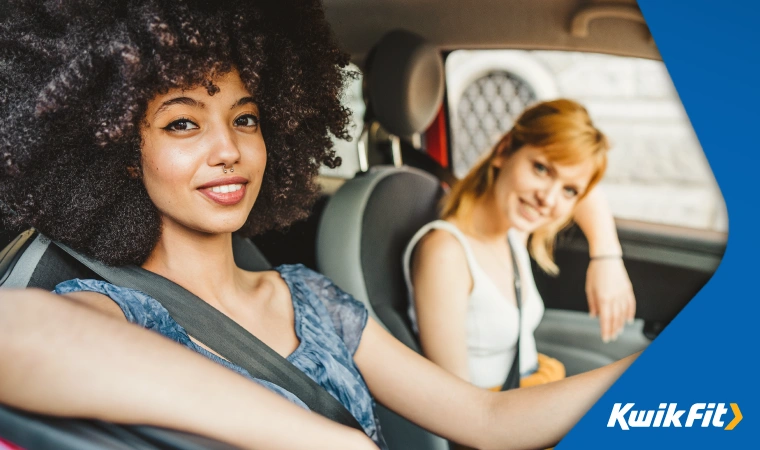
[585,257,636,342]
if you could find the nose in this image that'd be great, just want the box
[535,180,562,209]
[208,124,242,170]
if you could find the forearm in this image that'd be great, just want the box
[357,319,495,446]
[573,188,621,256]
[0,289,374,450]
[479,353,637,450]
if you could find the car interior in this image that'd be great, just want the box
[0,1,727,449]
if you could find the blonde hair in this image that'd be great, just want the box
[442,99,609,275]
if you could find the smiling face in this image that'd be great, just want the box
[491,145,596,233]
[140,70,266,235]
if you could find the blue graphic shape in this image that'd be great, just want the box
[559,1,758,448]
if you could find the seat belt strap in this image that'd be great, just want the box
[501,241,523,391]
[54,241,364,432]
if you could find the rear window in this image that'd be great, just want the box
[445,50,727,232]
[321,63,365,179]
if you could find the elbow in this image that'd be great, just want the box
[0,289,65,404]
[0,289,26,349]
[0,289,56,359]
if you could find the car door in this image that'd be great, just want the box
[533,220,724,375]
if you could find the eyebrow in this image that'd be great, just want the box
[153,97,206,119]
[153,96,257,119]
[232,96,257,109]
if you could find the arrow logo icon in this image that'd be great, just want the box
[725,403,742,430]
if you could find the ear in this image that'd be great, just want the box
[491,132,512,169]
[491,154,505,169]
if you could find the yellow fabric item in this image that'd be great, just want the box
[519,353,566,388]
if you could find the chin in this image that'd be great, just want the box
[190,215,251,235]
[509,213,543,234]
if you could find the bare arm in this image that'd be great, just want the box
[0,289,375,450]
[410,230,472,381]
[355,318,636,450]
[573,187,636,342]
[574,188,622,258]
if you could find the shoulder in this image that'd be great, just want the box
[275,263,323,282]
[412,227,469,274]
[274,264,365,313]
[418,227,466,255]
[60,290,126,320]
[410,226,473,301]
[275,263,334,297]
[53,279,168,327]
[55,279,134,320]
[275,264,368,355]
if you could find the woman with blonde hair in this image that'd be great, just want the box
[405,99,635,393]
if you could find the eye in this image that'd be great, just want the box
[563,186,579,198]
[162,118,199,132]
[234,114,260,129]
[533,161,549,175]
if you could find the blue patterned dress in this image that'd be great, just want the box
[54,264,387,449]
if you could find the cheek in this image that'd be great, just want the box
[254,143,267,174]
[248,139,268,186]
[141,151,172,192]
[508,167,540,194]
[492,171,514,204]
[139,139,163,200]
[140,142,193,205]
[550,199,576,220]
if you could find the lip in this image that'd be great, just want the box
[197,176,249,206]
[197,176,249,189]
[517,198,542,222]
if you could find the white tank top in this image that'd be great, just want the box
[403,220,544,389]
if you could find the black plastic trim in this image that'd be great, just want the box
[0,229,36,286]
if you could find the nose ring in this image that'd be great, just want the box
[223,164,234,173]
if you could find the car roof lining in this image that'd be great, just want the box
[323,0,660,63]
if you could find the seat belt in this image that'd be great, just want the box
[53,241,364,432]
[501,241,522,391]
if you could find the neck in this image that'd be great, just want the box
[141,219,246,308]
[454,192,513,244]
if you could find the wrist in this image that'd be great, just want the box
[588,241,622,257]
[589,254,623,261]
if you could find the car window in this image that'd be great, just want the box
[446,50,727,232]
[320,63,365,179]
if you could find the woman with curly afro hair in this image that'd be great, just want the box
[0,1,637,449]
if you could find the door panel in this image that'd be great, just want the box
[534,219,724,326]
[532,219,725,374]
[535,311,650,376]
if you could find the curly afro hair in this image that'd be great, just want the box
[0,0,352,265]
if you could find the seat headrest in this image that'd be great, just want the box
[365,30,444,137]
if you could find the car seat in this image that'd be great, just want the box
[317,166,447,450]
[317,29,452,450]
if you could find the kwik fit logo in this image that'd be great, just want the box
[608,403,743,430]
